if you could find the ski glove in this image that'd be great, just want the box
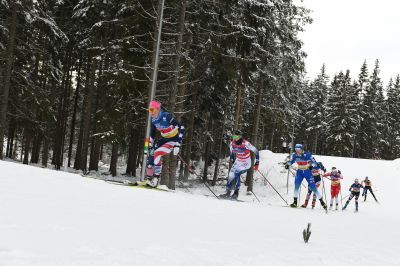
[254,161,259,171]
[285,164,289,170]
[173,144,180,156]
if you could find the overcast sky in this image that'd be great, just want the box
[299,0,400,84]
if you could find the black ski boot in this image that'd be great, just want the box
[290,198,298,208]
[219,190,232,198]
[319,199,328,210]
[231,189,239,200]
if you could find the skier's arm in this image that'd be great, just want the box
[289,154,296,165]
[246,141,259,163]
[167,113,184,144]
[150,123,156,147]
[285,154,295,169]
[229,143,235,163]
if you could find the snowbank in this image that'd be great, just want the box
[0,152,399,266]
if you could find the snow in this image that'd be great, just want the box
[0,151,399,265]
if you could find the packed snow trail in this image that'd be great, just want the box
[0,151,399,266]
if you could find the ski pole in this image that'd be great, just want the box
[257,169,288,206]
[321,175,328,208]
[177,154,219,199]
[251,190,261,203]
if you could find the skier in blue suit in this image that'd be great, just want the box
[286,144,327,209]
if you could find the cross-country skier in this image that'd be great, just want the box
[362,176,378,202]
[220,130,259,199]
[323,167,343,210]
[146,100,184,187]
[285,144,327,210]
[301,162,326,209]
[342,178,363,212]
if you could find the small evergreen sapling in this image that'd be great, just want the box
[303,223,312,243]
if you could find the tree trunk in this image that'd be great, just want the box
[23,130,32,165]
[30,134,42,164]
[246,79,263,192]
[80,57,96,173]
[126,128,139,176]
[0,3,17,159]
[202,113,213,182]
[212,121,225,186]
[53,52,73,169]
[74,59,91,170]
[68,56,83,167]
[6,122,15,158]
[234,82,243,130]
[164,0,187,190]
[183,85,198,181]
[41,137,49,167]
[110,143,119,177]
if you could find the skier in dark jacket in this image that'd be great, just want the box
[146,100,184,187]
[301,162,326,209]
[343,179,363,212]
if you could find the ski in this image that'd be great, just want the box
[105,179,172,192]
[217,196,245,202]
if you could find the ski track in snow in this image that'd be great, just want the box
[0,151,399,266]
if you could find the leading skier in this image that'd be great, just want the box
[285,144,327,210]
[220,130,260,199]
[145,100,184,187]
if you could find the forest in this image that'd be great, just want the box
[1,0,399,190]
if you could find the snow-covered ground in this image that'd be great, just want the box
[0,151,399,266]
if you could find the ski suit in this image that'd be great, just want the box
[323,171,343,207]
[304,162,325,207]
[147,111,184,176]
[227,139,259,190]
[362,179,378,201]
[343,183,363,211]
[288,152,321,200]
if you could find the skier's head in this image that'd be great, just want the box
[355,178,359,183]
[232,129,243,143]
[294,144,303,154]
[148,100,161,118]
[365,176,369,180]
[331,167,338,174]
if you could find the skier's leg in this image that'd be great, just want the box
[226,165,237,192]
[148,139,176,187]
[355,192,360,211]
[291,171,304,207]
[369,187,378,202]
[335,191,339,210]
[232,160,251,199]
[312,182,320,208]
[343,193,354,210]
[302,187,312,207]
[364,187,368,201]
[306,172,326,209]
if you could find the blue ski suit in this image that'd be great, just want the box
[288,152,322,200]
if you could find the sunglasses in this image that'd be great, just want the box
[148,107,157,113]
[232,135,241,140]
